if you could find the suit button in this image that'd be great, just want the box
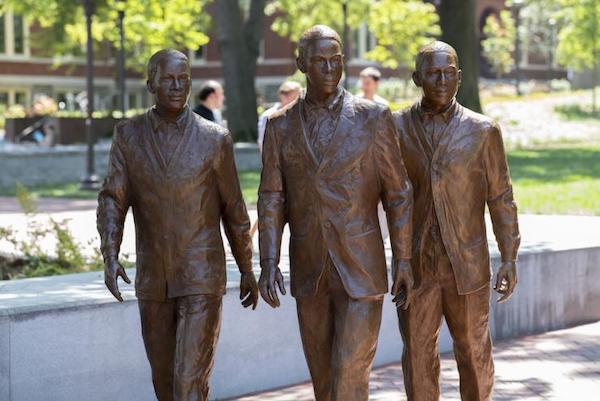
[324,222,332,228]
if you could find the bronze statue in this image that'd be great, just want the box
[97,49,258,401]
[258,25,414,401]
[393,41,520,401]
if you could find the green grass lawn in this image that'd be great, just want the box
[241,147,600,215]
[0,182,99,199]
[239,170,260,204]
[509,146,600,215]
[0,171,263,204]
[2,148,598,215]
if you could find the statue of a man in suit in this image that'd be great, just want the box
[258,25,414,401]
[97,49,258,401]
[393,41,520,401]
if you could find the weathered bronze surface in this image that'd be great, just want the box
[97,49,257,401]
[258,25,413,401]
[393,41,520,401]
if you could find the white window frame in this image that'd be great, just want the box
[352,23,376,61]
[0,10,30,59]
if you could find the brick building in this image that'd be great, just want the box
[0,0,558,112]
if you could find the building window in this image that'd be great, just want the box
[13,14,24,54]
[15,91,27,106]
[128,92,139,109]
[0,10,29,57]
[0,92,8,107]
[190,44,207,65]
[351,23,375,61]
[195,45,205,60]
[0,15,5,54]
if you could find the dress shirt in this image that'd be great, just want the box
[302,88,344,162]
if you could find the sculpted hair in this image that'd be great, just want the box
[415,41,459,72]
[298,25,342,60]
[147,49,189,83]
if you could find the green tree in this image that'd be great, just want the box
[214,0,266,142]
[555,0,600,111]
[439,0,482,112]
[0,0,210,72]
[268,0,440,94]
[482,10,516,79]
[365,0,440,71]
[266,0,370,42]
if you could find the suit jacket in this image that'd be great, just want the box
[97,107,252,301]
[258,90,413,298]
[394,102,520,295]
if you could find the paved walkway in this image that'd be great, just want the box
[229,322,600,401]
[485,92,600,148]
[1,196,600,281]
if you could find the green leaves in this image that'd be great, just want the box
[482,10,516,78]
[0,0,211,72]
[267,0,439,71]
[365,0,440,70]
[555,0,600,71]
[266,0,371,44]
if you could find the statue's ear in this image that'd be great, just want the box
[296,56,307,74]
[146,79,156,94]
[412,71,422,88]
[457,69,463,88]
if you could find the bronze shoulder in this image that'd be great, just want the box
[459,105,499,133]
[268,98,299,122]
[113,113,146,145]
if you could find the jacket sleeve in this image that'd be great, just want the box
[215,132,253,273]
[97,126,130,263]
[484,123,521,262]
[258,118,287,267]
[375,108,413,260]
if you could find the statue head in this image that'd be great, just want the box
[413,41,462,110]
[146,49,191,117]
[296,25,344,98]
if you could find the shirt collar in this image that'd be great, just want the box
[419,98,457,124]
[303,87,344,114]
[148,105,190,132]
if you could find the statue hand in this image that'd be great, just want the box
[494,261,517,303]
[240,271,259,310]
[391,259,414,310]
[104,258,131,302]
[258,262,286,308]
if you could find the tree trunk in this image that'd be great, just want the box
[214,0,266,142]
[439,0,482,112]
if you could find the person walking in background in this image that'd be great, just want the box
[357,67,389,107]
[257,81,302,152]
[193,80,225,124]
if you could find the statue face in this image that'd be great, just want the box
[150,57,191,115]
[299,38,344,97]
[414,52,462,109]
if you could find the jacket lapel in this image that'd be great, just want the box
[431,104,464,163]
[144,111,169,172]
[164,109,192,172]
[317,91,355,173]
[410,105,434,161]
[298,100,320,169]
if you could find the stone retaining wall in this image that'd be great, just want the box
[1,248,599,400]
